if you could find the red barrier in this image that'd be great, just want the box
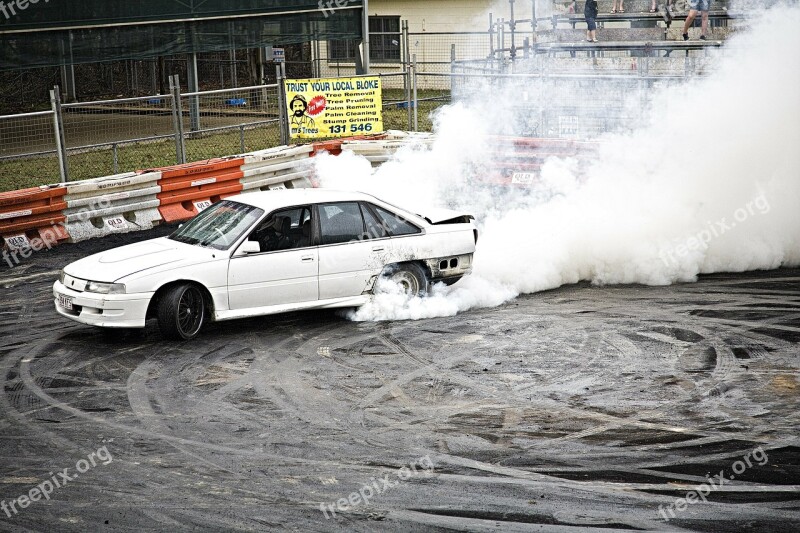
[0,186,69,250]
[310,134,389,157]
[155,158,244,223]
[482,137,600,187]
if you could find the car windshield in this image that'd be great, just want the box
[168,201,264,250]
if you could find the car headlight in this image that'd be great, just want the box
[86,281,126,295]
[59,270,66,284]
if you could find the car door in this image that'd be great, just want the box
[317,202,386,300]
[227,206,318,310]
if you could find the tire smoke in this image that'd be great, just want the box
[317,5,800,321]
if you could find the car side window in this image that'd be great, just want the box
[367,204,421,237]
[249,206,313,252]
[318,202,366,245]
[360,203,389,239]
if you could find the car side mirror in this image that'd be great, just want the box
[239,241,261,255]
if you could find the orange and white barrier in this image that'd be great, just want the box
[63,171,163,242]
[0,186,69,250]
[155,158,244,223]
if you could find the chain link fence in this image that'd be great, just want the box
[180,85,282,163]
[0,110,61,192]
[62,95,178,181]
[0,45,314,115]
[0,81,288,191]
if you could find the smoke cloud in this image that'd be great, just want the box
[318,4,800,321]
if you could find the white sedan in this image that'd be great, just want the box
[54,189,477,339]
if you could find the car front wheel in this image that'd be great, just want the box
[157,284,206,340]
[382,263,430,297]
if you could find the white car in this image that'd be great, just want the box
[54,189,477,339]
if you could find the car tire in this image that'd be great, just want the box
[382,263,430,297]
[157,283,206,340]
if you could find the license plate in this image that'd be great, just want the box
[104,216,129,232]
[193,200,213,212]
[57,293,73,311]
[5,234,30,250]
[511,172,535,185]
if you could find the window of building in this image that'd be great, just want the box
[329,16,401,63]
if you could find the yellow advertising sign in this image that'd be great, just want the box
[284,77,384,139]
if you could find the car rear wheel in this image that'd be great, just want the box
[382,263,430,297]
[157,284,206,340]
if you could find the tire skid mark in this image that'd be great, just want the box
[15,341,346,463]
[126,358,246,476]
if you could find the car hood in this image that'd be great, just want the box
[63,237,217,283]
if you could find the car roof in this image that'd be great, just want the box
[226,188,379,212]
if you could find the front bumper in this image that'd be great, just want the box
[53,281,153,329]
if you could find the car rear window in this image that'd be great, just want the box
[369,204,421,237]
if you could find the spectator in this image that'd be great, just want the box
[650,0,658,12]
[682,0,710,40]
[610,0,624,13]
[568,0,576,13]
[585,0,599,41]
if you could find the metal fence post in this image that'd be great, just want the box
[509,0,517,60]
[50,86,69,183]
[239,125,246,153]
[412,54,418,132]
[169,75,186,164]
[489,13,495,59]
[450,44,456,95]
[276,65,289,145]
[187,52,201,132]
[406,67,413,131]
[403,20,412,130]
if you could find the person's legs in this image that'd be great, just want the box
[651,0,657,12]
[700,10,709,37]
[683,9,697,37]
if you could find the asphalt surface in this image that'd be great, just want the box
[1,227,798,532]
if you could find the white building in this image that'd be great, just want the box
[314,1,537,87]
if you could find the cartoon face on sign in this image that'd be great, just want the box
[289,95,317,132]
